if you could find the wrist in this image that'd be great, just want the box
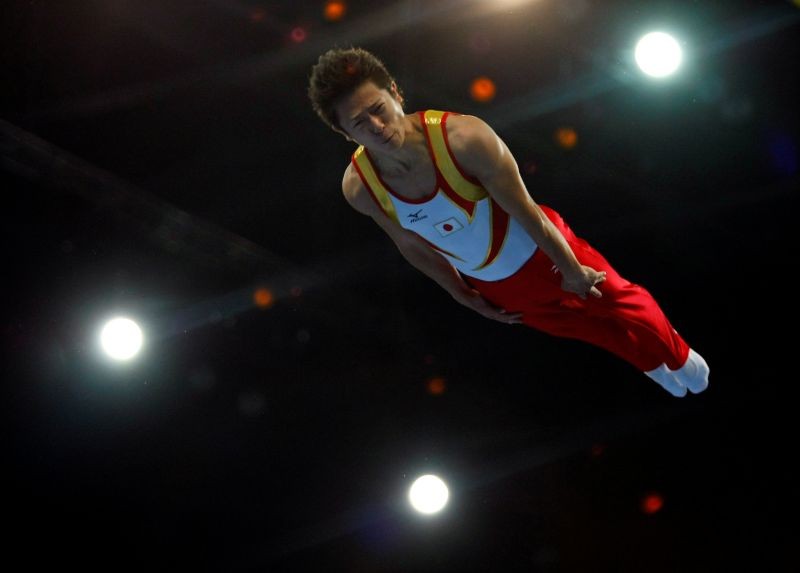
[451,285,478,306]
[557,259,584,280]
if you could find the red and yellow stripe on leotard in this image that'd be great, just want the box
[352,146,399,224]
[421,110,485,221]
[474,195,511,271]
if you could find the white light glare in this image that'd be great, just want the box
[100,317,143,361]
[408,474,449,515]
[635,31,683,78]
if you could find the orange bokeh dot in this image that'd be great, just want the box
[324,1,347,21]
[470,77,496,103]
[555,127,578,149]
[253,288,275,309]
[641,492,664,515]
[427,377,447,395]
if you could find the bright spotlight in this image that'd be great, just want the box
[408,474,449,515]
[635,31,682,78]
[100,317,143,361]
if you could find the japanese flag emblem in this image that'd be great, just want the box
[434,217,463,237]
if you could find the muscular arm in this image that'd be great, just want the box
[342,165,522,324]
[447,115,605,299]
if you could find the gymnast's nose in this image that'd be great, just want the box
[368,114,385,133]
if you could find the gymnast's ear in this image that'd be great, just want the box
[390,81,404,105]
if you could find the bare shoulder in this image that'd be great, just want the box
[444,114,505,171]
[341,162,376,216]
[445,114,495,147]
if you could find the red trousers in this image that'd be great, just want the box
[467,206,690,372]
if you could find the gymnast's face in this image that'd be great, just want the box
[333,80,406,150]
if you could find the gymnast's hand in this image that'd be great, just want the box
[561,265,607,299]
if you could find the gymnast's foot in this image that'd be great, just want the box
[645,363,688,397]
[671,348,709,394]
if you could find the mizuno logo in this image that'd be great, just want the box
[407,209,428,223]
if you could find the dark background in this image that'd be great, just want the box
[3,1,798,570]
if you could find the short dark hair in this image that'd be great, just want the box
[308,47,402,131]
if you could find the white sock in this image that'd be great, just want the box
[645,364,687,398]
[672,349,709,394]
